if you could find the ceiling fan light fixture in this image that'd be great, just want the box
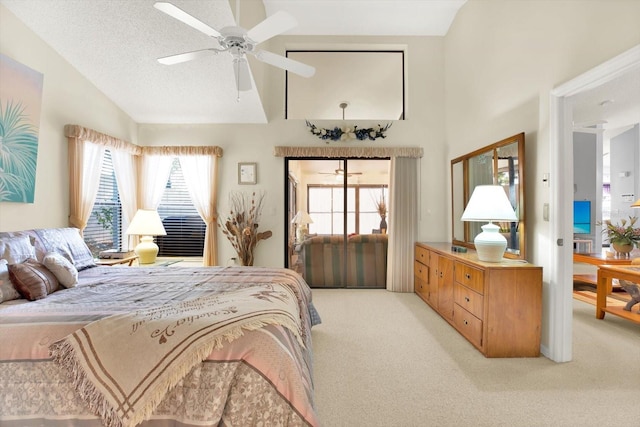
[154,1,315,93]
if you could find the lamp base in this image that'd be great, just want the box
[474,222,507,262]
[296,224,308,243]
[135,235,159,264]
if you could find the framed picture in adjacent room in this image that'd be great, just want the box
[238,162,257,185]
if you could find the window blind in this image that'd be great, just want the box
[156,158,205,256]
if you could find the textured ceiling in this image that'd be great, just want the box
[0,0,466,124]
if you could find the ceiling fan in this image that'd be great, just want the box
[153,1,315,92]
[319,160,363,178]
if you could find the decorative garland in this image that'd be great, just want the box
[306,120,392,143]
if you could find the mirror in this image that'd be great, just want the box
[451,133,526,260]
[285,50,405,120]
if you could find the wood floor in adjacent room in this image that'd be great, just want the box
[310,289,639,427]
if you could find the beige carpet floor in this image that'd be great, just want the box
[310,289,639,427]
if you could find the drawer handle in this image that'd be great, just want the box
[465,273,471,280]
[465,296,470,303]
[463,319,469,325]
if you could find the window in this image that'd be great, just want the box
[308,185,387,235]
[156,158,205,256]
[84,149,122,256]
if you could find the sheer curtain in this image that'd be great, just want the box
[386,157,418,292]
[179,154,219,266]
[137,154,173,209]
[67,138,105,232]
[111,149,139,250]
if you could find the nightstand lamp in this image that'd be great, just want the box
[461,185,517,262]
[292,210,313,243]
[125,209,167,264]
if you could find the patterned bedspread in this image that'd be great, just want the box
[0,266,320,427]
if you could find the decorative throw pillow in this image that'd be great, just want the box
[43,252,79,288]
[32,228,96,271]
[8,259,60,301]
[0,259,22,302]
[0,235,37,264]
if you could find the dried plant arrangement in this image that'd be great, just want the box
[218,191,272,266]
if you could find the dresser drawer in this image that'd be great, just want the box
[414,260,429,282]
[415,246,429,265]
[415,277,428,295]
[454,283,484,319]
[455,262,484,294]
[453,304,483,348]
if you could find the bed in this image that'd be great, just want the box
[0,228,320,427]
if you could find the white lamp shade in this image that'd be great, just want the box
[461,185,517,262]
[461,185,517,222]
[292,210,313,225]
[125,209,167,264]
[125,209,167,236]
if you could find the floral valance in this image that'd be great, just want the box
[273,146,423,158]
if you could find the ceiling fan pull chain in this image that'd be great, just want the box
[235,57,241,102]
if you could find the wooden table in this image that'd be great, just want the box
[573,252,633,284]
[595,264,640,323]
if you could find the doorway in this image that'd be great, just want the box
[550,45,640,362]
[285,158,390,288]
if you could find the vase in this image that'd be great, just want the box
[612,242,633,258]
[380,215,387,234]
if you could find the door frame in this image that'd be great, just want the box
[549,44,640,362]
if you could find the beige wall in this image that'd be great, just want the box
[0,4,137,232]
[445,0,640,352]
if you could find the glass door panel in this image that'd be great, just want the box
[285,158,390,288]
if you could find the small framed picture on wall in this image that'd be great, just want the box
[238,162,257,185]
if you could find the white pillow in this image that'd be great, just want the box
[0,235,36,264]
[0,259,22,302]
[43,252,78,288]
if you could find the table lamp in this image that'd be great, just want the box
[461,185,518,262]
[292,210,313,243]
[125,209,167,264]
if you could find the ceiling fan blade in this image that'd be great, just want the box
[253,50,316,77]
[233,58,252,92]
[154,2,221,38]
[158,49,217,65]
[246,10,297,44]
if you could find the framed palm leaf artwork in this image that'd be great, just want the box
[0,54,43,203]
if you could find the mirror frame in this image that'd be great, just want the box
[450,132,526,260]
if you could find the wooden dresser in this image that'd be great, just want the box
[414,242,542,358]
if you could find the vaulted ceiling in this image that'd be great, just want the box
[0,0,466,124]
[1,0,637,133]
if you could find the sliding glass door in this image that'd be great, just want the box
[285,158,390,288]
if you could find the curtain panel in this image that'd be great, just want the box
[67,138,105,232]
[386,157,419,292]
